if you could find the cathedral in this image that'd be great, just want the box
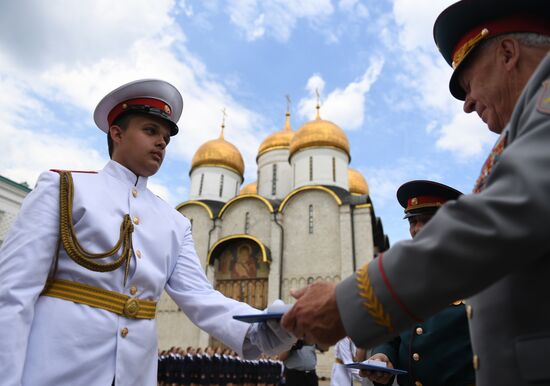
[156,102,389,358]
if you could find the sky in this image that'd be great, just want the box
[0,0,498,244]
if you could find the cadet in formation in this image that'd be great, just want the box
[0,79,295,386]
[282,0,550,385]
[364,181,474,386]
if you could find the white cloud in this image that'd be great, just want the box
[0,0,178,72]
[392,0,455,52]
[0,0,267,197]
[0,124,106,187]
[226,0,334,42]
[338,0,369,18]
[297,57,384,130]
[385,0,494,160]
[436,109,497,160]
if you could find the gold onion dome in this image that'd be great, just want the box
[190,126,245,177]
[289,105,350,158]
[348,168,369,195]
[258,112,295,158]
[239,181,257,195]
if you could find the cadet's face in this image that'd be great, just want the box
[408,214,433,238]
[459,43,515,134]
[111,115,171,177]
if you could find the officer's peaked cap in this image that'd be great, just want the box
[94,79,184,136]
[433,0,550,100]
[397,180,463,219]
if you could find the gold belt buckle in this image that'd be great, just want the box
[123,298,140,318]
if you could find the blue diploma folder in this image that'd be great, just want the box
[232,313,284,323]
[345,362,408,375]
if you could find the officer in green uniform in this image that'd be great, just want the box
[365,181,474,386]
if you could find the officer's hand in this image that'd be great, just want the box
[360,353,394,385]
[281,281,346,346]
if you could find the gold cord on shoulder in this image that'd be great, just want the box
[58,171,134,285]
[356,263,394,333]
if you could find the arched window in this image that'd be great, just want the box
[272,163,277,196]
[199,173,205,195]
[308,204,314,234]
[332,157,336,182]
[219,174,224,197]
[309,156,313,181]
[244,212,250,234]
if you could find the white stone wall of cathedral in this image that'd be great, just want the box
[257,149,293,199]
[290,148,349,190]
[352,206,375,267]
[218,199,272,243]
[338,205,355,279]
[189,166,242,202]
[177,205,213,267]
[280,190,342,302]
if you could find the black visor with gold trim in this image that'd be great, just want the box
[397,180,463,219]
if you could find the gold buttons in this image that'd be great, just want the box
[467,304,473,319]
[136,249,142,259]
[130,286,137,295]
[415,327,423,335]
[473,354,479,370]
[121,327,129,338]
[413,353,420,361]
[132,188,138,198]
[415,382,423,386]
[133,216,140,225]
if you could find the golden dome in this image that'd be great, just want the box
[348,168,369,195]
[191,127,245,177]
[239,181,257,195]
[289,107,350,158]
[258,112,295,158]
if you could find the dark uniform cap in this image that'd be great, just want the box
[94,79,184,136]
[397,180,463,219]
[433,0,550,100]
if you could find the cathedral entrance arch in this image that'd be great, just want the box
[208,235,270,310]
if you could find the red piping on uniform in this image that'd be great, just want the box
[378,253,422,322]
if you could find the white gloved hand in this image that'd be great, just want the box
[245,300,297,357]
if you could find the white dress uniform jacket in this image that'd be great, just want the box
[330,337,368,386]
[0,160,268,386]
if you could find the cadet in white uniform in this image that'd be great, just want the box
[331,337,367,386]
[0,79,294,386]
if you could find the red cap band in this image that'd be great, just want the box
[107,98,172,127]
[406,195,448,212]
[452,14,550,67]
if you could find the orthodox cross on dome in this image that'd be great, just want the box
[220,107,227,139]
[285,95,292,131]
[315,89,321,120]
[286,95,291,114]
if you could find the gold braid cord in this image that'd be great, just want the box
[356,263,394,333]
[57,171,134,285]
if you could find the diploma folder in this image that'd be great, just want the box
[232,313,285,323]
[345,362,408,375]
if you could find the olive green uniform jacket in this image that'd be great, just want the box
[373,304,474,386]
